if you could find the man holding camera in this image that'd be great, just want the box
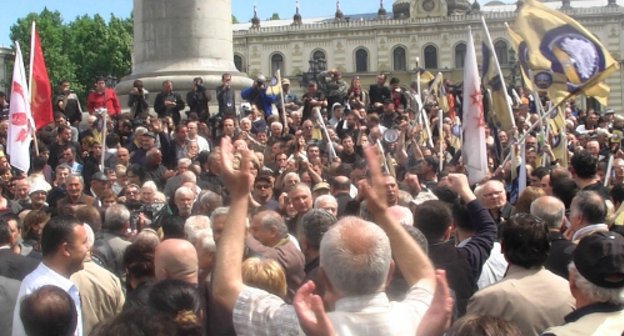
[241,75,275,120]
[54,80,83,126]
[186,77,211,122]
[319,69,348,108]
[127,79,149,119]
[154,80,186,126]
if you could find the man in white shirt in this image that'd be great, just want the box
[12,215,89,336]
[187,121,210,152]
[212,138,436,336]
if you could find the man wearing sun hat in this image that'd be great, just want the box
[542,231,624,335]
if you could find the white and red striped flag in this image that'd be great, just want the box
[7,43,34,173]
[462,27,488,185]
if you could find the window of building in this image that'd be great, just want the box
[355,48,368,73]
[494,40,508,65]
[234,55,243,72]
[313,50,326,62]
[393,46,407,71]
[454,43,466,69]
[271,53,284,75]
[424,45,437,69]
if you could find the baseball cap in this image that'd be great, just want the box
[143,132,157,139]
[574,231,624,289]
[282,78,291,85]
[312,182,331,193]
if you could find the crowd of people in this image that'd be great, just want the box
[0,66,623,336]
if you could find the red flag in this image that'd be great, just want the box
[29,23,53,130]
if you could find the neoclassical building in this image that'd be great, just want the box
[232,0,624,111]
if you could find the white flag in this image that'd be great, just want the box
[7,43,33,173]
[462,28,488,185]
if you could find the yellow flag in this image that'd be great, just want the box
[429,73,450,113]
[506,25,534,92]
[513,0,619,106]
[481,42,515,133]
[265,76,281,97]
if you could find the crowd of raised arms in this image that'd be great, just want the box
[0,68,622,336]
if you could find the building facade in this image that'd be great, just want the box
[232,0,624,111]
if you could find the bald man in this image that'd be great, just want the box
[530,196,574,279]
[154,239,199,284]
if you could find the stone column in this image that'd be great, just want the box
[116,0,252,111]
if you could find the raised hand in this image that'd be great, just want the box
[358,145,388,214]
[220,136,254,199]
[294,281,335,336]
[416,270,453,336]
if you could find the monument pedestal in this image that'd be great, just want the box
[116,0,252,111]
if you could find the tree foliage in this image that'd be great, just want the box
[232,15,239,24]
[269,13,280,20]
[9,8,132,102]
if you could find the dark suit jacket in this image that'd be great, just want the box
[545,231,575,279]
[427,200,497,317]
[0,248,39,281]
[246,235,305,303]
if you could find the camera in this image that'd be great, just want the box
[196,84,205,92]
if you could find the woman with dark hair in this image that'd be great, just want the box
[122,241,157,311]
[148,279,203,336]
[21,209,51,253]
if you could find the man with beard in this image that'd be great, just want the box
[12,216,89,336]
[57,175,95,212]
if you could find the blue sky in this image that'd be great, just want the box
[0,0,382,46]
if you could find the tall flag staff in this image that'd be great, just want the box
[28,21,53,156]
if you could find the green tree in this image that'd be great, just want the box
[9,8,79,97]
[9,9,132,102]
[269,13,280,20]
[232,14,239,24]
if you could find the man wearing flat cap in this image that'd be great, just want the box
[542,231,624,335]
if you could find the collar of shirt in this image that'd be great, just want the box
[36,263,77,292]
[572,223,609,241]
[334,291,391,313]
[503,264,543,279]
[564,302,624,323]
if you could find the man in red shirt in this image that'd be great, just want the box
[86,76,121,118]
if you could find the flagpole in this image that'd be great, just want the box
[500,90,574,166]
[100,111,107,170]
[481,16,516,129]
[414,57,434,148]
[28,21,40,156]
[315,108,337,160]
[275,69,288,134]
[438,107,444,172]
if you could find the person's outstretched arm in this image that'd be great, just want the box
[212,137,255,311]
[361,145,435,288]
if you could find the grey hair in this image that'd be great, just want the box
[104,204,131,231]
[179,171,197,184]
[256,210,288,238]
[314,194,337,209]
[530,196,565,229]
[178,158,192,168]
[320,216,392,296]
[175,186,194,200]
[569,262,624,304]
[185,215,211,244]
[210,207,230,224]
[142,181,158,193]
[195,229,216,253]
[301,209,337,250]
[67,174,84,185]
